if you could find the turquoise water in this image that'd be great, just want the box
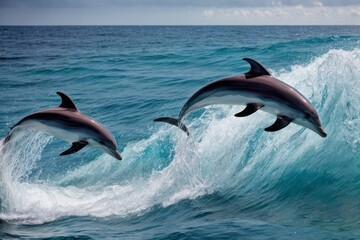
[0,26,360,239]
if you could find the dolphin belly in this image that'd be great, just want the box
[185,91,303,121]
[260,102,302,119]
[184,91,275,117]
[185,93,258,116]
[15,119,85,143]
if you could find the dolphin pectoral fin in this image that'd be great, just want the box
[243,58,271,79]
[60,140,88,156]
[264,116,292,132]
[154,117,190,136]
[235,103,264,117]
[57,92,79,111]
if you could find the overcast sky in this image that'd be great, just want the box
[0,0,359,25]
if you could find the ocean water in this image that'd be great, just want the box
[0,25,359,239]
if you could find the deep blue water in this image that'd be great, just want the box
[0,26,360,239]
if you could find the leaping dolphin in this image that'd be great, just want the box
[154,58,327,138]
[4,92,122,160]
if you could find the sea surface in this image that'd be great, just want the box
[0,26,359,239]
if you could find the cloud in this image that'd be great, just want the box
[0,0,359,8]
[0,0,359,25]
[200,5,360,23]
[203,9,215,17]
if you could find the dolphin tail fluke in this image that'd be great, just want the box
[154,117,190,136]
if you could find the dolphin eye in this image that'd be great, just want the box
[304,112,311,119]
[99,141,105,145]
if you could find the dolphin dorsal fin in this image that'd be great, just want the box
[57,92,78,110]
[243,58,271,79]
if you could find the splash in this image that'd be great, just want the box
[0,48,359,225]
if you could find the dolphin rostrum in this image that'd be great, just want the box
[154,58,327,138]
[5,92,122,160]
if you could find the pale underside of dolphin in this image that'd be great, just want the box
[5,92,122,160]
[154,58,327,138]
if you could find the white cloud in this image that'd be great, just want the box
[0,2,359,25]
[314,1,324,7]
[202,9,215,17]
[350,8,360,17]
[200,5,360,24]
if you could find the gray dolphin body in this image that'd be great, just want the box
[154,58,327,138]
[5,92,122,160]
